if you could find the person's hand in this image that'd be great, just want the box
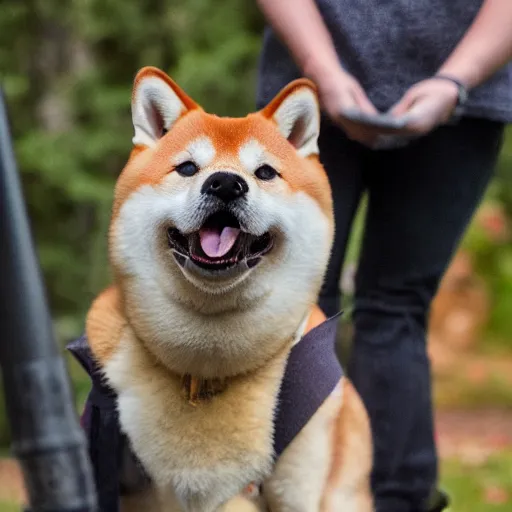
[315,68,381,146]
[389,78,460,136]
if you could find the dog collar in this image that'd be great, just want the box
[180,312,310,406]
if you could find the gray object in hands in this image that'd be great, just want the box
[341,108,409,130]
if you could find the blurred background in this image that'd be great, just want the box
[0,1,511,510]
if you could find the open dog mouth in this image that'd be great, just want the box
[167,211,273,271]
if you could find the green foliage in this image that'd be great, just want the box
[461,129,512,345]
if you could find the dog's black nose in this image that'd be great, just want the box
[201,172,248,202]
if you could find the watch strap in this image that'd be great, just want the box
[433,74,469,107]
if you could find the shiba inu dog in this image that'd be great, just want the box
[82,67,373,511]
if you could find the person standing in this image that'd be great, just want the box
[255,1,512,511]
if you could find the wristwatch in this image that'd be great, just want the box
[433,73,469,111]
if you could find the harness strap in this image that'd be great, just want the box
[272,313,342,458]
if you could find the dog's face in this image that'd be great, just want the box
[110,67,333,316]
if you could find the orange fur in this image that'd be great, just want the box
[320,382,373,511]
[305,304,327,332]
[86,286,126,364]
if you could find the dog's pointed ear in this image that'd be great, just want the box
[131,67,200,148]
[260,79,320,158]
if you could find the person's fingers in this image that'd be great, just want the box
[334,77,457,142]
[389,87,421,117]
[352,86,379,114]
[396,99,438,135]
[338,87,379,144]
[338,90,358,111]
[320,87,355,121]
[320,74,385,146]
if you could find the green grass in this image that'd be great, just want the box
[0,502,19,512]
[442,451,512,511]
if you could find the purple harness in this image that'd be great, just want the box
[67,313,342,512]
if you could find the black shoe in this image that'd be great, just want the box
[425,489,450,512]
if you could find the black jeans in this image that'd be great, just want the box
[317,117,504,512]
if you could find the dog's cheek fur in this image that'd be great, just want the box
[250,187,334,308]
[110,177,202,281]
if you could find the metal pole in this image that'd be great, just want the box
[0,88,97,511]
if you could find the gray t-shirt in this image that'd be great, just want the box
[257,0,512,123]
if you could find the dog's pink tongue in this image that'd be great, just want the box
[199,227,240,258]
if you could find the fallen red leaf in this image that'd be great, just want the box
[484,485,509,505]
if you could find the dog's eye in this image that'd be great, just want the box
[162,127,168,137]
[254,164,278,181]
[175,161,199,177]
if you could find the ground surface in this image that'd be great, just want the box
[1,409,511,511]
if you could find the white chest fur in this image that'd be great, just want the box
[104,329,290,511]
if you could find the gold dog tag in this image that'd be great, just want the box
[181,374,227,406]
